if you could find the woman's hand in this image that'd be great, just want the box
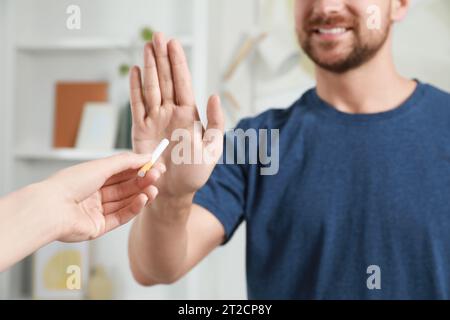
[43,152,166,242]
[0,152,166,271]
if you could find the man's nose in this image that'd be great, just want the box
[314,0,346,16]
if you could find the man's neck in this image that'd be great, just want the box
[315,38,417,115]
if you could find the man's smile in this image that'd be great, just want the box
[309,25,354,41]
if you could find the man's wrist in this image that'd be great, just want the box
[144,192,195,225]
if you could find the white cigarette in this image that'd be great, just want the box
[137,138,170,177]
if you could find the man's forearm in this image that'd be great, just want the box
[0,183,59,271]
[128,193,194,284]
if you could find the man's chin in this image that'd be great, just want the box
[310,53,355,73]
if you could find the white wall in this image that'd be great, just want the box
[0,0,12,300]
[207,0,259,128]
[394,0,450,91]
[0,0,7,193]
[0,1,7,299]
[0,0,7,299]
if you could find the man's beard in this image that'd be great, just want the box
[299,13,390,74]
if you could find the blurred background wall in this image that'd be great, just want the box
[0,0,448,299]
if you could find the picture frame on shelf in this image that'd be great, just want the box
[76,102,119,151]
[32,242,90,300]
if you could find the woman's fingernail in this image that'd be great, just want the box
[152,169,161,180]
[151,186,159,199]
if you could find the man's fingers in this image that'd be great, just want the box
[153,32,175,104]
[202,95,225,163]
[168,39,195,106]
[205,95,225,135]
[143,42,162,113]
[101,166,163,203]
[104,190,157,233]
[129,66,146,125]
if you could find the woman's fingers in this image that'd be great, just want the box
[52,152,153,202]
[104,189,157,233]
[168,39,195,106]
[143,42,162,114]
[104,168,138,186]
[104,162,166,187]
[102,183,158,214]
[129,66,146,126]
[94,152,152,182]
[103,193,136,215]
[153,32,175,104]
[101,165,164,203]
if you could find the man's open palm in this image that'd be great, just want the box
[129,33,224,198]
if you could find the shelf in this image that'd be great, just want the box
[16,36,193,53]
[15,148,130,161]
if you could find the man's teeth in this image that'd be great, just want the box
[318,28,347,35]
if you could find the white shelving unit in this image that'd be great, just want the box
[16,36,194,52]
[0,0,12,300]
[1,0,209,300]
[14,148,129,162]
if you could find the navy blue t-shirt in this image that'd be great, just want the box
[193,82,450,299]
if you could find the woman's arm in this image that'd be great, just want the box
[0,182,60,272]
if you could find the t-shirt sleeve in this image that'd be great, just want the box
[193,122,248,245]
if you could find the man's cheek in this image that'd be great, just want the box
[366,4,382,30]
